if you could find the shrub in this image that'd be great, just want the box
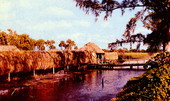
[112,52,170,101]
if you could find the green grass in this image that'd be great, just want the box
[118,52,158,59]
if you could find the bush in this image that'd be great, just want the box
[112,52,170,101]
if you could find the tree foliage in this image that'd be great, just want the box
[144,11,170,52]
[36,39,46,50]
[45,40,56,49]
[59,40,66,50]
[0,29,56,50]
[59,39,78,50]
[75,0,169,19]
[74,0,169,21]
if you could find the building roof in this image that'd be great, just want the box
[78,42,104,53]
[0,45,20,51]
[48,49,61,52]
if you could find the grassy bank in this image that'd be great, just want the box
[112,52,170,100]
[118,52,158,59]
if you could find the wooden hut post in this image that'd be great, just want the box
[7,73,11,82]
[130,65,133,69]
[67,65,69,70]
[33,69,36,76]
[53,67,55,74]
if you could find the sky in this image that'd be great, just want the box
[0,0,151,49]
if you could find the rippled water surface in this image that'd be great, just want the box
[0,70,145,101]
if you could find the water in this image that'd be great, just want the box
[0,70,145,101]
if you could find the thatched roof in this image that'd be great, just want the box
[48,49,61,52]
[0,45,20,51]
[78,42,104,53]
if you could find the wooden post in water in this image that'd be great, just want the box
[53,67,55,74]
[7,73,11,82]
[102,78,104,88]
[130,65,133,69]
[137,60,139,69]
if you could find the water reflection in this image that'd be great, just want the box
[0,70,145,101]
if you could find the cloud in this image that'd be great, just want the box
[0,1,12,11]
[134,27,151,34]
[58,33,83,40]
[40,7,74,18]
[99,21,110,28]
[74,20,91,27]
[0,1,15,20]
[26,19,92,32]
[54,32,99,43]
[18,0,37,8]
[67,32,101,43]
[27,20,72,31]
[57,21,73,28]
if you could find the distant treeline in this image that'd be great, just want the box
[0,29,56,50]
[103,48,163,53]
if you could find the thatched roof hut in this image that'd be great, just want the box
[79,42,118,61]
[78,42,104,62]
[78,42,104,53]
[0,45,20,51]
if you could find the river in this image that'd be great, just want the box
[0,69,145,101]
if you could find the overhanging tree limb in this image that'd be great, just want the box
[74,0,170,51]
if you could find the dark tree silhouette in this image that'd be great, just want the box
[143,11,170,52]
